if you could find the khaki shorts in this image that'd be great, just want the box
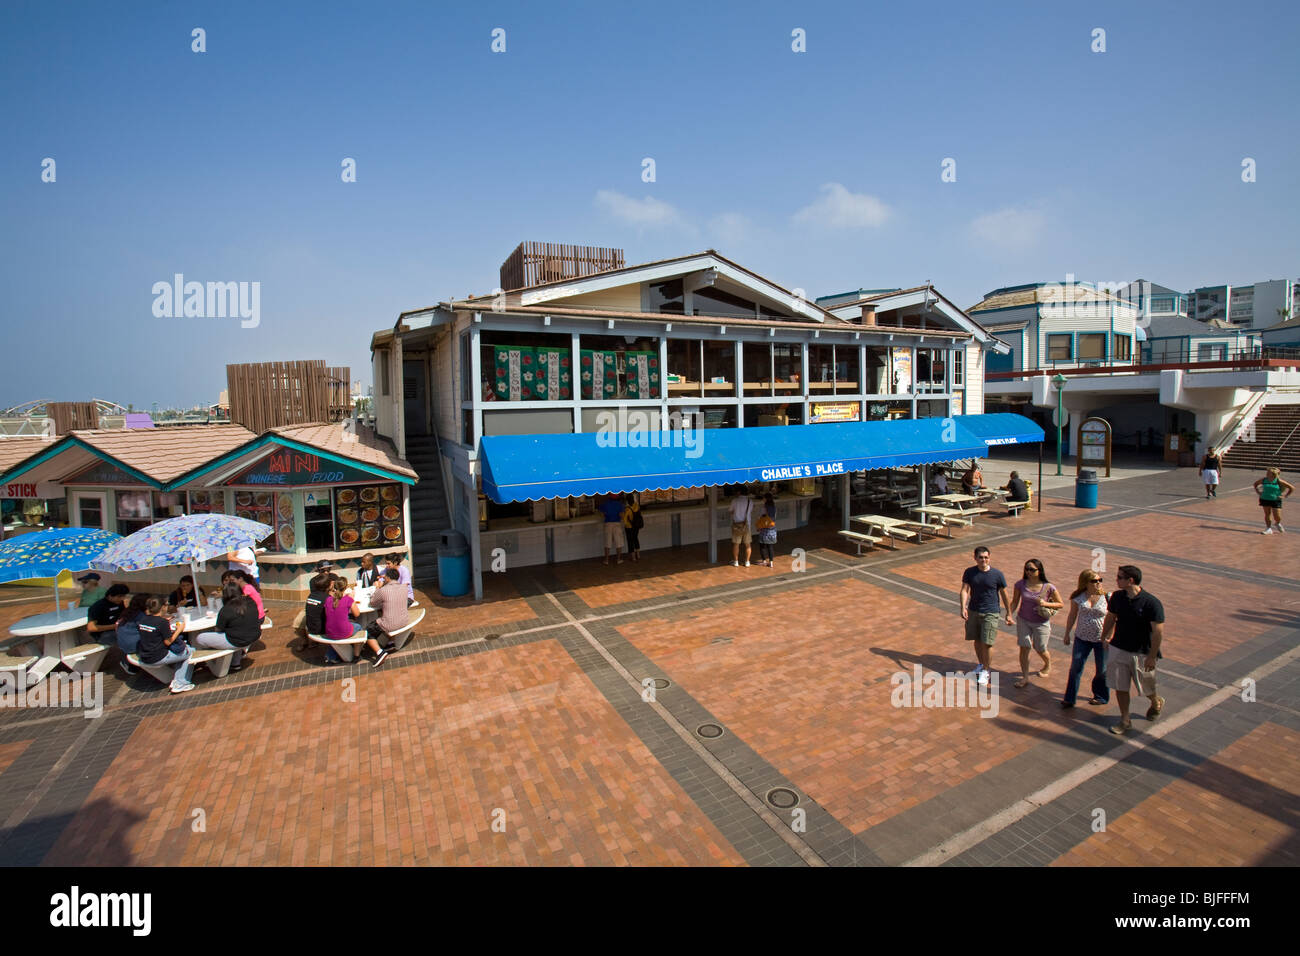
[1106,647,1157,697]
[964,612,1000,646]
[604,522,622,549]
[1016,617,1051,652]
[730,521,751,545]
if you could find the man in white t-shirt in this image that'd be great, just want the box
[226,547,259,583]
[729,492,754,567]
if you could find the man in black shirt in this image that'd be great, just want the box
[1003,471,1030,503]
[1100,565,1165,735]
[86,584,130,643]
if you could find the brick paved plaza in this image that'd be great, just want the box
[2,467,1297,867]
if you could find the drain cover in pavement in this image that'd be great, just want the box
[766,787,800,809]
[696,723,724,739]
[650,678,669,689]
[484,633,501,641]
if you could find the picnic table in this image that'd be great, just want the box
[909,505,976,538]
[932,493,984,510]
[851,514,921,548]
[4,607,93,688]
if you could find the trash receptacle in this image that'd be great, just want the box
[437,529,471,597]
[1075,469,1099,509]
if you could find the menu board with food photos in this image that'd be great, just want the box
[188,491,222,515]
[334,483,403,550]
[233,491,287,552]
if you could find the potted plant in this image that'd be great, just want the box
[1178,429,1201,467]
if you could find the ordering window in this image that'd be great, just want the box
[304,494,335,551]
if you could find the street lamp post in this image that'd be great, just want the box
[1053,373,1067,476]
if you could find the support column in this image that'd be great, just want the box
[707,485,718,563]
[841,473,850,531]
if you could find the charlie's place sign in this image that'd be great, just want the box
[761,462,846,481]
[226,447,374,486]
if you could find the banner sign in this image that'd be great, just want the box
[810,402,860,424]
[2,481,63,499]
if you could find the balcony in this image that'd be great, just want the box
[987,346,1300,382]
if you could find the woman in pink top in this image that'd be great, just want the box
[321,579,361,665]
[225,570,265,622]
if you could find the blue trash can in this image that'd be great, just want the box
[1075,469,1099,509]
[437,529,471,597]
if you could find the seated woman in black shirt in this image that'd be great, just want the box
[136,596,196,694]
[195,581,262,672]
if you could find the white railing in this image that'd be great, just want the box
[1209,392,1268,455]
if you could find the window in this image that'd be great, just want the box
[1113,335,1132,361]
[460,332,471,402]
[701,340,734,392]
[667,339,702,396]
[1047,334,1073,361]
[1197,343,1227,362]
[864,347,889,393]
[839,345,860,393]
[647,279,684,314]
[743,342,771,397]
[380,350,391,396]
[304,493,334,551]
[952,348,964,386]
[1078,333,1106,361]
[773,343,801,396]
[115,491,153,536]
[692,285,760,318]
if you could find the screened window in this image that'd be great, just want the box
[952,348,964,386]
[1047,335,1073,361]
[1113,336,1132,361]
[1078,333,1106,360]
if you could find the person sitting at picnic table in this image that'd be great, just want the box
[227,570,265,623]
[77,572,108,607]
[113,593,149,676]
[933,472,949,495]
[387,552,416,606]
[356,552,378,588]
[320,577,363,665]
[168,575,205,608]
[197,580,262,672]
[363,567,410,668]
[137,596,196,694]
[961,463,984,495]
[87,583,130,641]
[1003,471,1030,503]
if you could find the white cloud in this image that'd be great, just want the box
[969,206,1047,249]
[708,212,755,245]
[792,183,890,229]
[594,189,686,228]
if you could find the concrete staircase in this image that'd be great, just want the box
[1221,403,1300,472]
[404,434,450,584]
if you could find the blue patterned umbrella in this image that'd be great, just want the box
[0,527,123,609]
[91,513,273,575]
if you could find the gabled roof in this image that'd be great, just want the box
[970,282,1132,313]
[822,285,999,345]
[269,423,415,480]
[448,249,836,324]
[1145,315,1253,339]
[0,437,57,473]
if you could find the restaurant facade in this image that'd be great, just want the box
[370,245,1014,600]
[0,421,416,599]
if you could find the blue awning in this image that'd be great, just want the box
[952,413,1045,446]
[479,418,989,503]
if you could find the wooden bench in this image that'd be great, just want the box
[838,530,883,555]
[128,646,238,686]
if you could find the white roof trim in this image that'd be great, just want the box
[828,288,995,343]
[519,254,829,322]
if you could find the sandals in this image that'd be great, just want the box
[1109,721,1132,735]
[1146,696,1165,720]
[1014,677,1029,689]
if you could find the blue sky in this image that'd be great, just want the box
[2,0,1297,408]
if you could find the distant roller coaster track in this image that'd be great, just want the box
[0,399,129,417]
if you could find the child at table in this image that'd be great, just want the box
[136,596,196,694]
[321,577,363,666]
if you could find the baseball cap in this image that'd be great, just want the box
[78,573,101,583]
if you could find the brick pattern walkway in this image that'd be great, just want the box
[1,470,1297,866]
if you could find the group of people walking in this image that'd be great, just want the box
[959,546,1165,735]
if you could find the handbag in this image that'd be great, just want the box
[1036,585,1059,620]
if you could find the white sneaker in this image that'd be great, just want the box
[1263,527,1275,535]
[977,669,990,686]
[744,561,751,567]
[1277,524,1287,534]
[732,560,739,566]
